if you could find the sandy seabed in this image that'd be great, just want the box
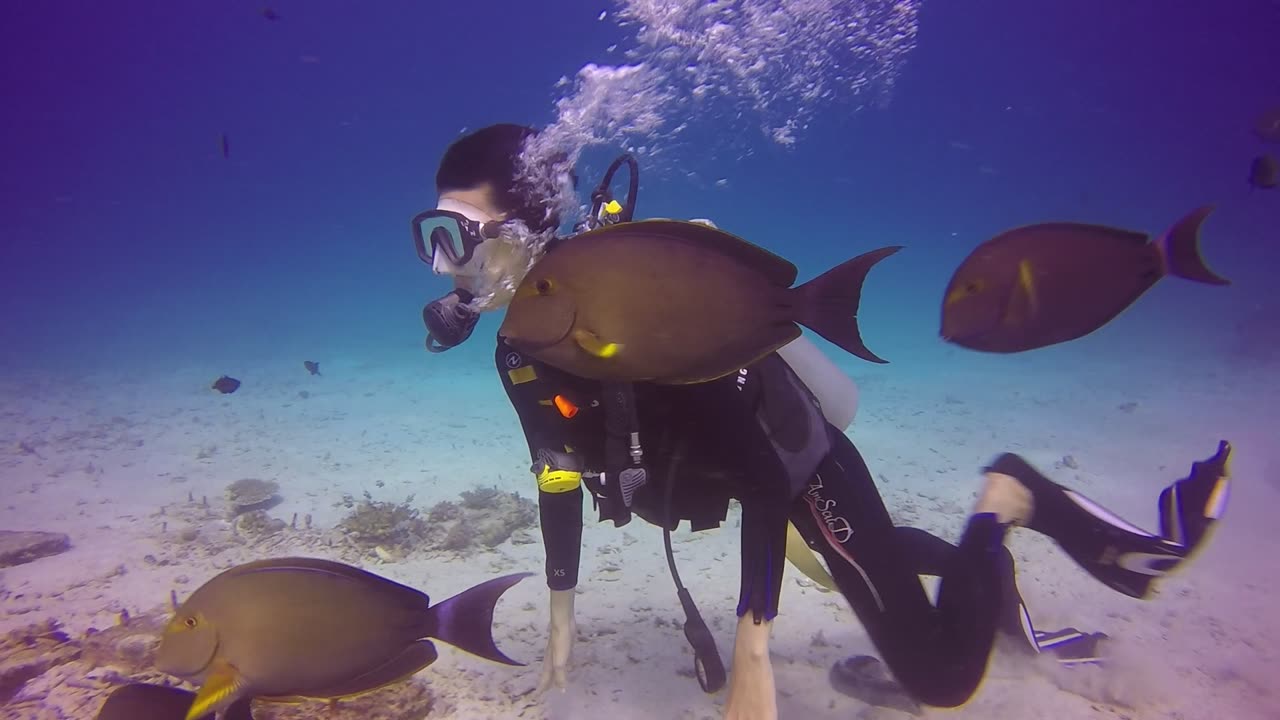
[1,349,1276,720]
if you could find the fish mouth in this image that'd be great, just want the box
[498,307,576,353]
[498,296,576,353]
[500,334,556,353]
[940,328,983,348]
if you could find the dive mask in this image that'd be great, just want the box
[423,287,480,353]
[411,209,506,267]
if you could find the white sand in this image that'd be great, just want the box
[1,341,1276,719]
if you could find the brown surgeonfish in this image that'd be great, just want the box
[96,683,253,720]
[941,206,1230,353]
[498,219,900,384]
[1249,155,1277,190]
[155,557,529,720]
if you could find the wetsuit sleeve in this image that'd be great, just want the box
[495,340,586,591]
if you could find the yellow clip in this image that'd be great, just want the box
[536,464,582,493]
[604,199,623,215]
[508,366,537,385]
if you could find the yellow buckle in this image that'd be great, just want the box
[536,464,582,494]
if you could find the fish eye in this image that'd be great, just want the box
[183,616,198,629]
[535,279,553,295]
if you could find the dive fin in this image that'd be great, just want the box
[186,661,248,720]
[1158,440,1231,554]
[1034,629,1109,666]
[983,442,1232,600]
[428,572,531,666]
[785,522,836,591]
[791,246,902,364]
[829,655,924,716]
[1158,206,1230,285]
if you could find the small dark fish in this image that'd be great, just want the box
[499,220,900,384]
[155,557,530,719]
[96,683,253,720]
[303,360,321,376]
[1248,155,1278,190]
[219,133,230,160]
[261,8,280,21]
[211,376,241,394]
[829,655,922,716]
[1254,106,1280,143]
[941,206,1230,353]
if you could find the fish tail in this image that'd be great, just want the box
[1159,206,1230,285]
[791,246,902,364]
[427,572,531,666]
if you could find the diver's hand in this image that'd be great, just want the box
[536,588,577,695]
[722,615,777,720]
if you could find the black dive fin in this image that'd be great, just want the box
[792,246,902,364]
[984,444,1230,600]
[428,572,531,666]
[1159,206,1230,285]
[1034,629,1109,666]
[1158,440,1231,554]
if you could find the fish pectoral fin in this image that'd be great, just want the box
[1001,259,1039,327]
[572,328,624,359]
[187,661,249,720]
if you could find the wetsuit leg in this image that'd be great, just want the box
[790,426,1007,708]
[891,526,1029,641]
[737,479,791,623]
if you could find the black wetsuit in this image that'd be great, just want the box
[497,338,1039,707]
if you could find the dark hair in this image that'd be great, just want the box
[435,124,572,234]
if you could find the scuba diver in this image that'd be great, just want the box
[412,123,1233,718]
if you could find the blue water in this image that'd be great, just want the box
[2,2,1278,719]
[4,1,1276,375]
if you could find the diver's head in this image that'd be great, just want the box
[415,124,573,352]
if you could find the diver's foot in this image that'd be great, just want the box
[974,470,1034,525]
[829,655,923,716]
[1034,628,1110,666]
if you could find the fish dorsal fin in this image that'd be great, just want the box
[995,222,1148,247]
[224,557,431,607]
[594,220,799,287]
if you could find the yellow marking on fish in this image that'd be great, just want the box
[572,329,623,358]
[945,279,986,307]
[187,662,245,720]
[1017,259,1039,315]
[508,366,537,385]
